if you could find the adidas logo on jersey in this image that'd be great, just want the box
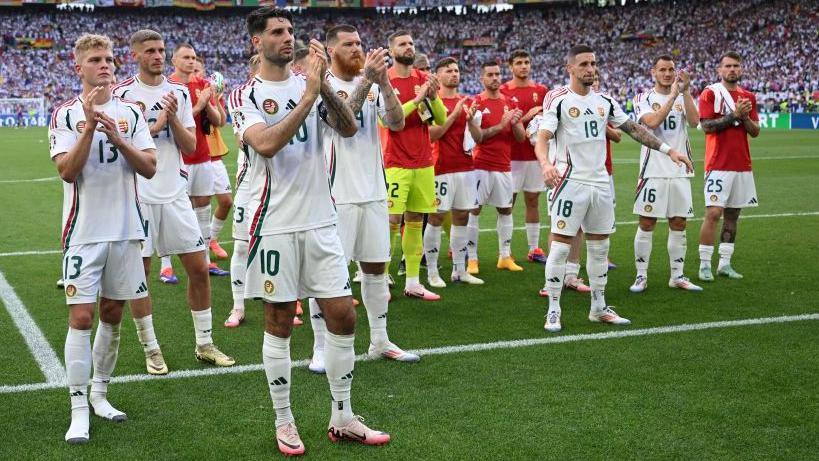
[150,102,163,112]
[482,108,491,114]
[286,99,297,111]
[584,108,594,116]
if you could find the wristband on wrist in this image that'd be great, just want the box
[659,143,672,154]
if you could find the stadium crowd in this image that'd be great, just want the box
[0,0,817,113]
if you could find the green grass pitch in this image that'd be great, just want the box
[0,126,817,459]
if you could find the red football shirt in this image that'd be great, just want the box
[699,86,758,172]
[434,96,474,175]
[500,81,548,161]
[472,94,516,172]
[182,75,212,165]
[384,67,433,169]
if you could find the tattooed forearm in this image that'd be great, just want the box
[379,83,404,130]
[320,80,357,136]
[346,78,372,115]
[620,120,664,151]
[701,114,738,133]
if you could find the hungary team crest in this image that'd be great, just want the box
[262,99,278,115]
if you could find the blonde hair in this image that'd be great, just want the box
[249,54,261,74]
[74,33,113,63]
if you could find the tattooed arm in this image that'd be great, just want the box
[619,119,694,172]
[346,77,372,116]
[320,79,358,138]
[700,113,740,133]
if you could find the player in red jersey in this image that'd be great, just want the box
[422,57,484,287]
[384,30,447,300]
[169,43,229,277]
[500,50,549,263]
[697,51,760,281]
[467,61,526,274]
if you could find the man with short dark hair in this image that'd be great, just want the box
[467,61,526,274]
[384,30,447,300]
[114,29,234,373]
[697,51,760,282]
[500,49,549,264]
[233,7,390,455]
[629,55,702,293]
[535,45,693,333]
[423,57,485,287]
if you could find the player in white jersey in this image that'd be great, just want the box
[630,55,703,294]
[224,54,261,328]
[50,34,157,444]
[535,45,693,333]
[305,24,417,373]
[233,8,390,456]
[113,30,235,372]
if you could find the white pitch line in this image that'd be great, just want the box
[1,211,817,257]
[611,154,819,165]
[1,312,817,394]
[1,156,814,184]
[0,271,66,384]
[0,176,59,184]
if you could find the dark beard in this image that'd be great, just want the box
[264,51,292,67]
[337,56,363,76]
[395,55,414,66]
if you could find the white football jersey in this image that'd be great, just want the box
[112,76,196,203]
[539,86,630,186]
[634,90,694,178]
[323,72,387,204]
[230,74,336,236]
[49,95,156,248]
[225,91,252,194]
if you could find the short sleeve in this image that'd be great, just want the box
[130,108,156,151]
[539,92,559,133]
[634,94,653,123]
[230,86,266,141]
[375,86,388,120]
[699,88,716,120]
[49,106,76,159]
[748,93,759,122]
[607,96,630,127]
[177,87,196,129]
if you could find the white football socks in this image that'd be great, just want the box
[699,244,714,270]
[466,213,480,261]
[91,321,125,421]
[449,225,468,273]
[191,308,213,346]
[423,224,442,278]
[133,314,159,352]
[564,261,581,284]
[195,205,212,265]
[325,332,355,426]
[262,332,294,428]
[668,230,687,280]
[586,239,610,312]
[160,256,173,272]
[634,228,653,278]
[65,327,91,443]
[497,214,513,258]
[308,298,326,356]
[525,222,540,251]
[718,243,734,270]
[544,241,571,313]
[230,239,248,310]
[361,273,389,347]
[211,216,226,240]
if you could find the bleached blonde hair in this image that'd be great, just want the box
[73,34,113,64]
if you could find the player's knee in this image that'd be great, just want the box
[69,307,94,330]
[639,217,657,232]
[705,207,723,222]
[668,217,686,231]
[723,208,740,221]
